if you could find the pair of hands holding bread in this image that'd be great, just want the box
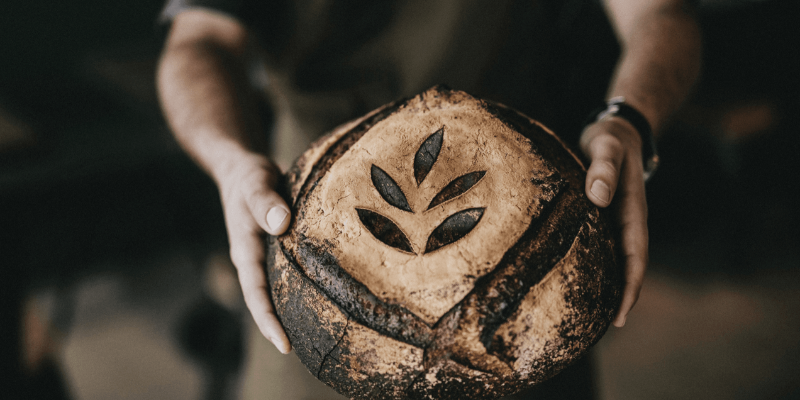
[157,0,701,353]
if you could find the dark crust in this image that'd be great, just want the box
[424,177,578,368]
[482,98,586,186]
[284,86,605,346]
[422,95,599,377]
[285,238,434,347]
[317,330,424,400]
[473,98,592,344]
[405,360,512,400]
[493,216,620,380]
[474,98,619,358]
[266,236,349,379]
[272,86,620,399]
[278,95,437,348]
[289,99,406,210]
[267,237,426,400]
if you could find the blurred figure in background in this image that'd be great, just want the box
[157,0,700,398]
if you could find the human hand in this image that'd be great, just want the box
[579,117,648,328]
[217,154,293,353]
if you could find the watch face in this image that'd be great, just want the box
[298,96,561,324]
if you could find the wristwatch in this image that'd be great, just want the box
[590,96,659,181]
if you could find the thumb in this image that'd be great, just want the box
[582,132,625,208]
[244,184,292,235]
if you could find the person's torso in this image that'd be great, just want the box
[238,0,614,166]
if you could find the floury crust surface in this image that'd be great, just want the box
[267,86,622,399]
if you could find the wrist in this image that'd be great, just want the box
[184,132,273,187]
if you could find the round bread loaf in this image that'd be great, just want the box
[267,86,621,399]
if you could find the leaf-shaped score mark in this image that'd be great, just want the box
[356,208,415,254]
[414,128,443,185]
[360,127,488,255]
[425,208,485,254]
[371,165,412,212]
[427,171,486,210]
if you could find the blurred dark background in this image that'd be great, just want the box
[1,0,798,399]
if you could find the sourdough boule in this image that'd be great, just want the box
[266,85,621,400]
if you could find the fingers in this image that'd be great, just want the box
[580,119,648,328]
[612,151,649,328]
[229,225,292,354]
[219,158,292,352]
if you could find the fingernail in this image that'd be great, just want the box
[266,207,289,230]
[591,180,611,204]
[616,315,627,328]
[269,336,290,354]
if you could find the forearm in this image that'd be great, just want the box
[604,1,702,135]
[156,12,292,353]
[157,29,268,185]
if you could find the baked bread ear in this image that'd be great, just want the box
[267,85,621,400]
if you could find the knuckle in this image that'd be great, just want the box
[241,290,260,310]
[595,158,618,172]
[241,287,258,302]
[244,191,268,215]
[586,136,624,165]
[625,269,646,285]
[245,187,281,215]
[591,159,620,180]
[595,134,624,155]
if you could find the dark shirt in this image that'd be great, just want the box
[161,0,618,165]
